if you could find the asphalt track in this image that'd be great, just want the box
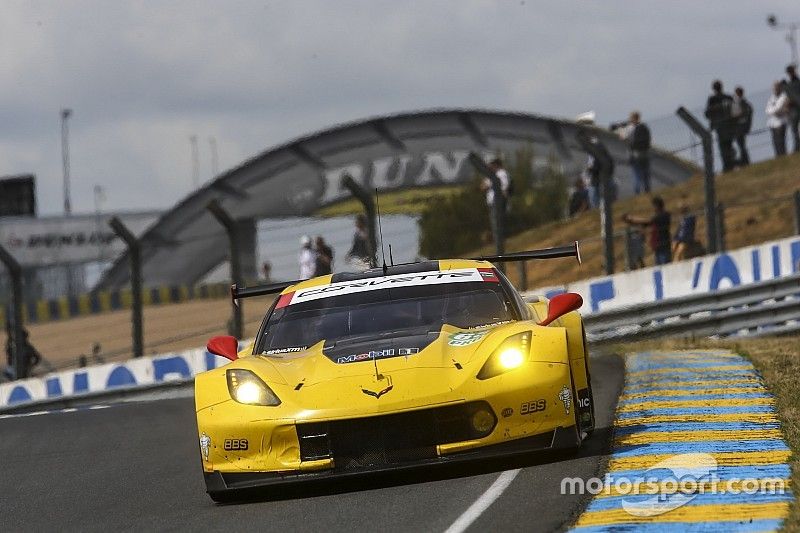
[1,353,623,533]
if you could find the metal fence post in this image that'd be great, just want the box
[575,131,614,275]
[0,245,27,379]
[624,226,634,271]
[716,202,726,252]
[794,190,800,236]
[341,175,378,268]
[206,200,243,339]
[676,107,718,254]
[468,152,505,258]
[517,261,528,291]
[108,217,144,358]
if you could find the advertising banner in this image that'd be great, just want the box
[0,347,230,409]
[0,211,159,266]
[532,235,800,314]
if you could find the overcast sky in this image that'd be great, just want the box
[1,1,797,216]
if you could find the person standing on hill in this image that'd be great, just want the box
[785,65,800,153]
[313,235,334,276]
[261,261,272,283]
[731,86,753,166]
[298,235,316,279]
[568,178,590,217]
[704,80,736,172]
[672,201,698,261]
[480,158,511,246]
[583,138,616,207]
[619,111,652,194]
[622,196,672,266]
[345,214,372,268]
[766,80,791,157]
[480,158,511,209]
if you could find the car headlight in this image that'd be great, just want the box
[477,332,531,380]
[226,369,281,406]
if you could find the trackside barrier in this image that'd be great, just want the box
[584,272,800,342]
[0,345,242,410]
[530,235,800,315]
[0,282,231,329]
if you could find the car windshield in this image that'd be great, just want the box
[258,281,515,354]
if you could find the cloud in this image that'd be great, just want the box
[0,0,796,214]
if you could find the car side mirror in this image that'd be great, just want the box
[537,293,583,326]
[207,335,239,361]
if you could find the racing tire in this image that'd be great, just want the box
[578,326,596,440]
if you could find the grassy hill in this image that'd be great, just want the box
[315,185,460,216]
[479,152,800,289]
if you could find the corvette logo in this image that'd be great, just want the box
[289,269,484,305]
[361,376,393,399]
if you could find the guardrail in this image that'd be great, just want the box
[0,343,241,413]
[584,272,800,342]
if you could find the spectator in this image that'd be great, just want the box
[672,201,697,261]
[731,86,753,166]
[4,323,41,380]
[785,65,800,153]
[480,158,510,208]
[626,227,646,270]
[766,80,790,157]
[568,178,590,217]
[622,196,672,266]
[298,235,316,279]
[91,342,104,364]
[261,261,272,283]
[583,140,616,207]
[313,235,334,276]
[620,111,652,193]
[479,158,511,245]
[3,318,13,380]
[576,113,600,207]
[704,80,736,172]
[345,214,372,267]
[581,161,599,209]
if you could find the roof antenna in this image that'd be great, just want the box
[375,188,388,275]
[388,244,394,266]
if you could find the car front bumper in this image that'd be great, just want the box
[203,424,580,497]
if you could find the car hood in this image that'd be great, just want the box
[247,323,511,389]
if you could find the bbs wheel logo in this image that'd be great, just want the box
[223,438,248,451]
[520,399,546,415]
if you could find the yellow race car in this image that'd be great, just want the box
[197,243,593,502]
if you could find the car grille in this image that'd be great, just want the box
[296,401,496,470]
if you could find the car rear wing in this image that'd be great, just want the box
[472,241,581,264]
[230,280,301,307]
[230,241,580,306]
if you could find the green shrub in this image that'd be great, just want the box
[417,178,489,258]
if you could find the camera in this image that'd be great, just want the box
[609,121,629,131]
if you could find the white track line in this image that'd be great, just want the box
[0,404,110,420]
[443,469,521,533]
